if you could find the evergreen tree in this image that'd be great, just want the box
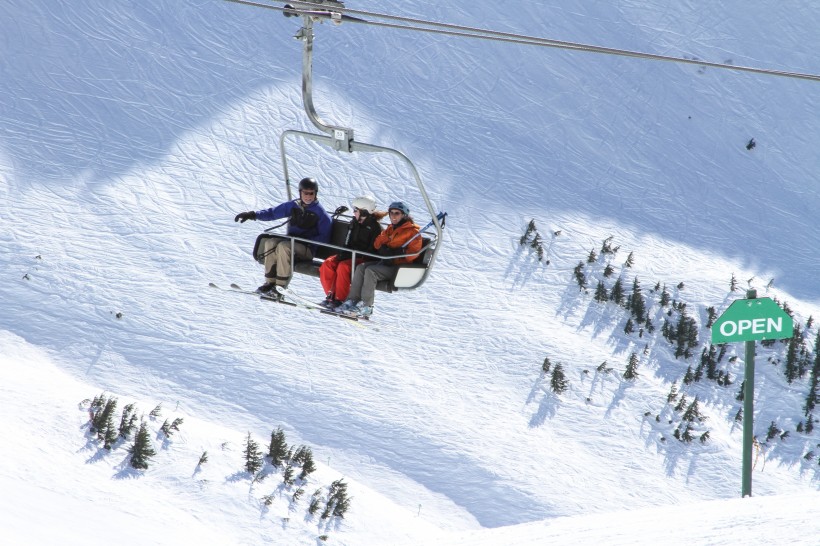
[243,432,263,474]
[573,261,586,290]
[736,380,745,402]
[299,449,317,481]
[128,421,156,470]
[680,422,694,443]
[659,285,671,307]
[292,487,305,503]
[674,393,688,413]
[283,464,295,486]
[519,219,536,246]
[324,479,351,519]
[667,382,679,403]
[603,264,615,278]
[308,489,323,516]
[624,318,634,335]
[784,326,803,383]
[610,277,624,305]
[530,233,544,261]
[550,363,569,394]
[94,397,118,449]
[268,427,289,467]
[624,251,635,268]
[541,357,551,374]
[198,451,209,465]
[705,306,717,328]
[149,403,162,419]
[118,403,137,440]
[623,352,639,380]
[629,277,646,323]
[682,396,704,422]
[683,365,694,385]
[804,333,820,416]
[766,421,781,441]
[730,273,738,292]
[600,236,615,255]
[587,248,597,263]
[594,281,608,302]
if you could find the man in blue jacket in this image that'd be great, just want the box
[234,177,332,298]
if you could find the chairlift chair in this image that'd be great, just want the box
[272,3,445,292]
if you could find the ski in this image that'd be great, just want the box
[208,282,298,307]
[275,286,371,323]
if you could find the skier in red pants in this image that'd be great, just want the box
[319,195,384,308]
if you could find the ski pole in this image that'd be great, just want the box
[402,211,447,248]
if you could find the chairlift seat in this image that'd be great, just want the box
[291,217,432,292]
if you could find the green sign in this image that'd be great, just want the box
[712,297,794,343]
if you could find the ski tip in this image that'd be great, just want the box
[208,282,218,288]
[230,283,242,290]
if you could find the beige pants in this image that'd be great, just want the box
[258,238,312,287]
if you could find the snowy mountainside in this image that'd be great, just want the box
[2,0,820,544]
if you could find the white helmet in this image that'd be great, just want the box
[351,195,376,214]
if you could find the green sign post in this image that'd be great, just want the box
[711,290,793,497]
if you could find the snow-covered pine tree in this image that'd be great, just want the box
[243,432,263,474]
[600,236,615,255]
[603,264,614,278]
[623,352,639,380]
[667,382,679,403]
[629,277,646,323]
[730,273,738,292]
[118,403,137,439]
[659,285,671,307]
[594,281,608,302]
[299,448,316,481]
[587,248,597,263]
[541,356,551,374]
[519,219,536,246]
[624,318,634,335]
[283,464,295,486]
[326,479,351,519]
[268,427,288,467]
[308,489,323,516]
[160,419,173,437]
[674,393,688,413]
[683,365,694,385]
[573,261,586,290]
[128,421,156,470]
[149,403,162,419]
[292,487,305,503]
[766,421,781,441]
[681,422,694,443]
[550,363,569,394]
[682,396,705,422]
[804,334,820,416]
[610,277,624,305]
[624,251,635,268]
[705,306,717,328]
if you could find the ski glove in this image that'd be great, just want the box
[234,211,256,223]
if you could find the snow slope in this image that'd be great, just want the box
[1,0,820,543]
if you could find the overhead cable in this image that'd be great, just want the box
[223,0,820,83]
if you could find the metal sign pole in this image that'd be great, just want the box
[741,288,757,497]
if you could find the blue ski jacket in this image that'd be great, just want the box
[255,199,332,254]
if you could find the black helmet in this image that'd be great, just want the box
[298,177,319,193]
